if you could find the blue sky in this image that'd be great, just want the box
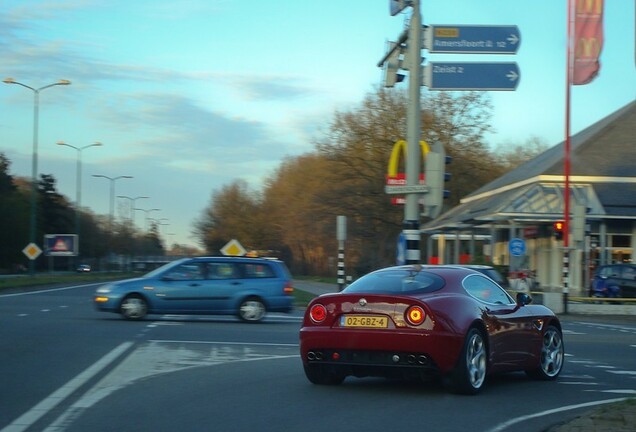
[1,0,634,249]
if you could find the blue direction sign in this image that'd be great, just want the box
[424,62,520,91]
[424,25,521,54]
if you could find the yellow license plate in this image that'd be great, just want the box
[341,315,388,328]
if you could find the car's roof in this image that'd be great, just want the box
[347,265,500,297]
[374,264,484,277]
[184,256,282,262]
[452,264,495,270]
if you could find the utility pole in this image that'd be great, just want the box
[403,0,423,264]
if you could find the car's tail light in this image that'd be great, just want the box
[283,282,294,295]
[406,305,425,326]
[309,304,327,323]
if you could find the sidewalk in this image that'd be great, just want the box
[293,280,338,296]
[545,398,636,432]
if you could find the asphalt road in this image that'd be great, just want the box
[1,282,634,432]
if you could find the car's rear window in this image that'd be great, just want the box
[481,269,506,284]
[343,269,444,294]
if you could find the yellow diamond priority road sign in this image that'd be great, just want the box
[220,239,247,256]
[22,243,42,260]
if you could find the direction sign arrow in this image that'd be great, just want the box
[424,25,521,54]
[423,62,520,91]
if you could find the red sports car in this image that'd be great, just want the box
[299,265,564,394]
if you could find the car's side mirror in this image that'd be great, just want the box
[516,292,532,306]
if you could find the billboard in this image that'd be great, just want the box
[44,234,78,257]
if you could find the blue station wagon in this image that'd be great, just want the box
[94,257,294,322]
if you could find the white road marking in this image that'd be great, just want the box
[150,339,299,347]
[0,342,133,432]
[41,341,298,431]
[0,283,98,298]
[606,370,636,375]
[598,389,636,394]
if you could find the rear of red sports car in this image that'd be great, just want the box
[300,292,465,382]
[299,265,564,394]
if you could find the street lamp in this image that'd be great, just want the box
[117,195,149,229]
[149,218,170,233]
[4,77,71,275]
[92,175,133,232]
[56,141,102,240]
[149,218,170,245]
[134,208,161,232]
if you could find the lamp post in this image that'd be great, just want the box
[116,195,149,229]
[149,218,170,250]
[4,77,71,275]
[92,175,133,233]
[56,141,102,245]
[135,208,161,232]
[149,218,170,235]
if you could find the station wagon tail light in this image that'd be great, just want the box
[309,304,327,323]
[283,282,294,295]
[406,305,425,326]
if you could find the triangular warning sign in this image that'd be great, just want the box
[53,238,69,251]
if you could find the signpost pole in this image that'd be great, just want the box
[404,0,423,265]
[337,216,347,291]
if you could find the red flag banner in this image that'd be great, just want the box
[572,0,604,85]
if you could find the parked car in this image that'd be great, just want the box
[300,264,564,394]
[76,264,91,273]
[589,264,636,298]
[94,257,294,322]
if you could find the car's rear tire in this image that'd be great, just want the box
[238,297,266,322]
[303,364,345,385]
[526,325,564,380]
[449,328,487,395]
[120,295,148,320]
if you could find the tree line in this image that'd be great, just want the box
[1,88,545,275]
[194,88,547,277]
[0,154,198,273]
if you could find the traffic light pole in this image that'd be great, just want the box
[404,0,423,264]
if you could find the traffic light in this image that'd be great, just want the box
[383,41,405,87]
[553,221,564,240]
[390,0,412,16]
[422,141,450,219]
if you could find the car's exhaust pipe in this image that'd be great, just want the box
[307,351,323,361]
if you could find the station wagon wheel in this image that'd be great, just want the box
[526,325,564,380]
[450,328,487,395]
[120,295,148,320]
[238,297,266,322]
